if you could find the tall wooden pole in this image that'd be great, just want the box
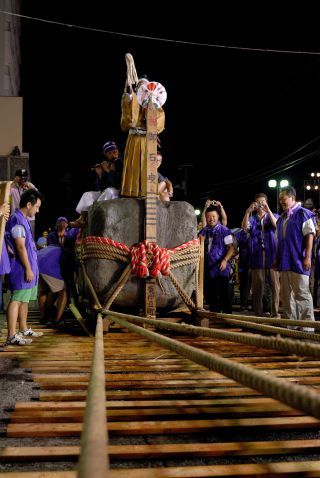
[0,181,11,262]
[144,101,158,318]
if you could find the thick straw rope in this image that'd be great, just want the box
[77,236,200,310]
[197,310,320,330]
[106,313,320,420]
[168,271,196,310]
[102,311,320,360]
[220,316,320,341]
[78,236,199,277]
[196,311,320,341]
[125,53,139,88]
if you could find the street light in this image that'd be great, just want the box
[268,179,277,188]
[279,179,289,188]
[304,172,320,206]
[268,179,289,213]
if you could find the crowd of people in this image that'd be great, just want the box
[1,73,318,345]
[1,166,319,345]
[200,186,318,332]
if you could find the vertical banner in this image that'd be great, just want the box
[137,79,167,318]
[144,102,158,318]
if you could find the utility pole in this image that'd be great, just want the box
[178,163,193,200]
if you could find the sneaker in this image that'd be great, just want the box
[6,334,32,346]
[18,328,43,337]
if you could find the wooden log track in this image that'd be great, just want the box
[1,312,320,476]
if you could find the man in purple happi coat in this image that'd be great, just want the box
[277,186,315,330]
[242,193,280,317]
[5,189,44,345]
[200,206,235,313]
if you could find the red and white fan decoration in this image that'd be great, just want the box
[137,81,167,109]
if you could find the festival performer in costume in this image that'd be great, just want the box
[120,54,166,198]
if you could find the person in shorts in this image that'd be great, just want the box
[5,189,44,345]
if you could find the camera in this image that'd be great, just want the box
[20,177,27,183]
[211,200,218,206]
[255,203,264,210]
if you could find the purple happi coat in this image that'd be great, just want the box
[248,213,278,269]
[200,223,232,278]
[37,244,64,280]
[277,205,315,276]
[6,209,38,290]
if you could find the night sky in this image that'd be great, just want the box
[16,3,320,233]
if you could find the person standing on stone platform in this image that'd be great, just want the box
[120,77,165,198]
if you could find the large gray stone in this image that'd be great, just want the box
[80,199,198,311]
[80,198,197,310]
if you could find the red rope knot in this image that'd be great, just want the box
[131,241,170,278]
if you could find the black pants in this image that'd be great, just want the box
[206,275,232,314]
[238,269,251,308]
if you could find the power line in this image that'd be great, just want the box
[202,146,320,196]
[204,134,320,190]
[1,9,320,56]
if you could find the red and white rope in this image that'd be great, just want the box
[79,236,199,279]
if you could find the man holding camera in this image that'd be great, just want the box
[241,193,280,318]
[10,169,38,236]
[201,199,228,227]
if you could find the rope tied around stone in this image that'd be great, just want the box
[131,241,170,278]
[77,236,199,278]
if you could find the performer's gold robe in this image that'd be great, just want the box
[120,92,165,197]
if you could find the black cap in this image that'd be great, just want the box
[15,169,28,177]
